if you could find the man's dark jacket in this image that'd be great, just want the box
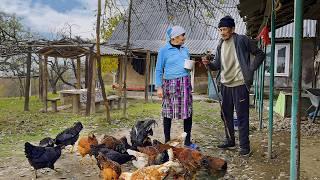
[209,33,266,90]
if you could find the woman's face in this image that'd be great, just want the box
[171,33,186,45]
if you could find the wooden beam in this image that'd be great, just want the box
[145,50,150,102]
[77,57,81,89]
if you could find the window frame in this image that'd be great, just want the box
[265,43,291,77]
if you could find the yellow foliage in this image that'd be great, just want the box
[101,56,118,73]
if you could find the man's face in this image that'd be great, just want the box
[219,27,235,40]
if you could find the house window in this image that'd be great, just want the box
[265,43,290,77]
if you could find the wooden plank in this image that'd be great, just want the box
[77,57,81,89]
[145,50,150,102]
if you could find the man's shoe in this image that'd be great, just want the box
[239,148,252,156]
[217,141,236,149]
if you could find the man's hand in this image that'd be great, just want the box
[157,87,163,98]
[201,56,210,65]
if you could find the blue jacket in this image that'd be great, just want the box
[155,43,190,88]
[209,33,266,89]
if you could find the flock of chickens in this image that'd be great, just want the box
[24,119,227,180]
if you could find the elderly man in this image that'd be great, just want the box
[202,16,265,156]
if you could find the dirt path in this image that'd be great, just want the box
[1,112,320,179]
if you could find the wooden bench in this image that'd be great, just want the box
[95,95,121,111]
[107,95,121,110]
[47,97,60,112]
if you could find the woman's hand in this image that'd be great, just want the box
[157,87,163,98]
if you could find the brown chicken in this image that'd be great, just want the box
[172,147,204,179]
[97,153,122,180]
[202,155,227,175]
[137,146,172,165]
[100,135,126,154]
[77,133,98,164]
[119,161,183,180]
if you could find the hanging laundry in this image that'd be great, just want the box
[131,57,145,75]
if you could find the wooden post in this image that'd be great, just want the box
[43,56,48,112]
[39,55,43,100]
[145,50,150,102]
[77,57,81,89]
[24,44,32,111]
[86,47,94,116]
[90,56,97,114]
[85,55,89,88]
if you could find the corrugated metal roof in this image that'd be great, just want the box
[95,45,125,55]
[108,0,245,55]
[274,19,317,38]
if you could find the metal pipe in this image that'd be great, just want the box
[256,63,261,112]
[290,0,303,178]
[268,0,276,159]
[259,53,266,130]
[254,70,258,108]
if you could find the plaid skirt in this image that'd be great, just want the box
[162,76,193,119]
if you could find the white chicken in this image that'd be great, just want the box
[119,160,184,180]
[127,149,149,169]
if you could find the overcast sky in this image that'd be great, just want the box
[1,0,127,39]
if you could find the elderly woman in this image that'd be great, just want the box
[155,25,197,149]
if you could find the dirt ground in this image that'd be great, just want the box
[0,108,320,179]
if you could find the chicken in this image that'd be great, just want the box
[55,121,83,152]
[100,135,126,154]
[119,161,184,180]
[119,136,132,150]
[90,144,134,165]
[39,137,55,147]
[77,133,98,164]
[25,142,63,178]
[137,146,170,165]
[167,132,187,147]
[130,119,157,149]
[152,140,174,152]
[96,153,122,180]
[201,155,227,175]
[172,147,204,179]
[126,149,149,169]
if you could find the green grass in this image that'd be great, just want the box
[0,96,221,158]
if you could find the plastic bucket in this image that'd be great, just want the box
[184,59,195,70]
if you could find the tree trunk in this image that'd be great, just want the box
[123,0,133,118]
[24,45,32,111]
[86,47,94,116]
[96,0,111,122]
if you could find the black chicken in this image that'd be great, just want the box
[55,121,83,152]
[25,142,63,178]
[130,119,157,150]
[39,137,55,147]
[119,136,132,150]
[90,144,134,166]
